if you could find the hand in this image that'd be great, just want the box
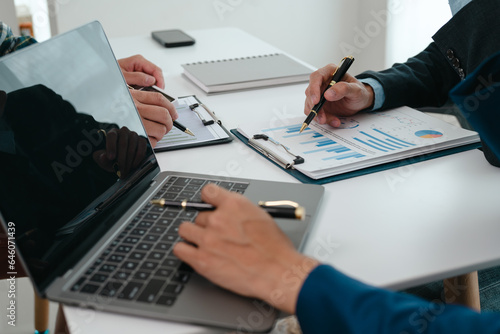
[118,55,178,146]
[129,89,178,147]
[93,127,148,179]
[304,63,375,127]
[173,184,319,314]
[118,54,165,89]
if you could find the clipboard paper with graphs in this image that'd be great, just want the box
[233,107,480,184]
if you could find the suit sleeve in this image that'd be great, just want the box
[296,265,500,334]
[356,42,459,111]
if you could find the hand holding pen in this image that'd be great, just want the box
[300,56,354,132]
[302,57,377,130]
[127,84,194,147]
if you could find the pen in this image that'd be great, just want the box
[151,199,305,220]
[173,120,195,136]
[300,56,355,133]
[127,84,195,136]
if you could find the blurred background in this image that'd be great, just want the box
[2,0,452,73]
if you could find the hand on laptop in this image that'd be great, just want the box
[304,63,374,127]
[173,183,319,314]
[118,55,178,147]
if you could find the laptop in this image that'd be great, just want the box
[0,22,323,332]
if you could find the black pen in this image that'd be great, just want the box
[173,120,195,136]
[300,56,355,133]
[150,199,305,220]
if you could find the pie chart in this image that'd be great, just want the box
[415,130,443,138]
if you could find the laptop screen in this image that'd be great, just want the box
[0,22,159,290]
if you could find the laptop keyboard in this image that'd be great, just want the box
[70,176,249,307]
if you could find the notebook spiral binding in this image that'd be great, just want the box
[183,53,282,66]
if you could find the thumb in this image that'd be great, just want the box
[123,71,156,87]
[324,82,352,102]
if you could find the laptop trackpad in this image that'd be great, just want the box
[170,274,277,332]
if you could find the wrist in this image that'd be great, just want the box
[259,253,319,314]
[362,83,375,110]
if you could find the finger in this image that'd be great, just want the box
[200,183,232,206]
[124,131,139,174]
[105,129,118,160]
[132,137,148,168]
[141,118,168,142]
[132,56,165,89]
[173,242,205,270]
[178,221,206,246]
[138,104,174,132]
[148,136,158,148]
[132,90,178,120]
[324,81,352,102]
[116,127,130,176]
[123,71,156,87]
[194,211,210,228]
[324,114,341,128]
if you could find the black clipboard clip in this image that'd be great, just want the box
[189,103,214,126]
[249,134,304,169]
[189,101,223,126]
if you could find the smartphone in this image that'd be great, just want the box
[151,29,195,48]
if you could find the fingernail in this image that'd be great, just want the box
[316,113,324,123]
[326,89,336,99]
[331,119,340,127]
[145,76,155,86]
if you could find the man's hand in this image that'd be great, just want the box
[118,54,165,89]
[118,55,178,147]
[173,184,319,314]
[129,89,177,147]
[304,63,375,127]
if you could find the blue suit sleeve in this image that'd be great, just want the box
[296,265,500,334]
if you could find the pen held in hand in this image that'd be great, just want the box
[151,198,305,220]
[300,56,355,133]
[173,120,194,136]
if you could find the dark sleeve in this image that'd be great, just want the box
[356,42,459,111]
[432,0,500,77]
[296,265,500,334]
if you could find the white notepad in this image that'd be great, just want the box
[181,53,314,94]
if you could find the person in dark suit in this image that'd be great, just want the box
[305,0,500,167]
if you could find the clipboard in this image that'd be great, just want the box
[154,95,233,152]
[230,129,481,185]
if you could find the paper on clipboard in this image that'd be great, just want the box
[155,95,231,151]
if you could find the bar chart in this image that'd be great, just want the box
[262,124,366,162]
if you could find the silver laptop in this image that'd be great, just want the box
[0,22,323,332]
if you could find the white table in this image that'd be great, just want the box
[63,27,500,333]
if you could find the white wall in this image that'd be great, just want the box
[385,0,451,67]
[49,0,387,74]
[1,0,20,35]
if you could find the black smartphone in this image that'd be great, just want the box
[151,29,195,48]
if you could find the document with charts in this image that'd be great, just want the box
[236,106,480,180]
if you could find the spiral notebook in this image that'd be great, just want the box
[181,53,314,94]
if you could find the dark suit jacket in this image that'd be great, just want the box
[357,0,500,166]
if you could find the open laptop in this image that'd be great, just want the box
[0,22,323,332]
